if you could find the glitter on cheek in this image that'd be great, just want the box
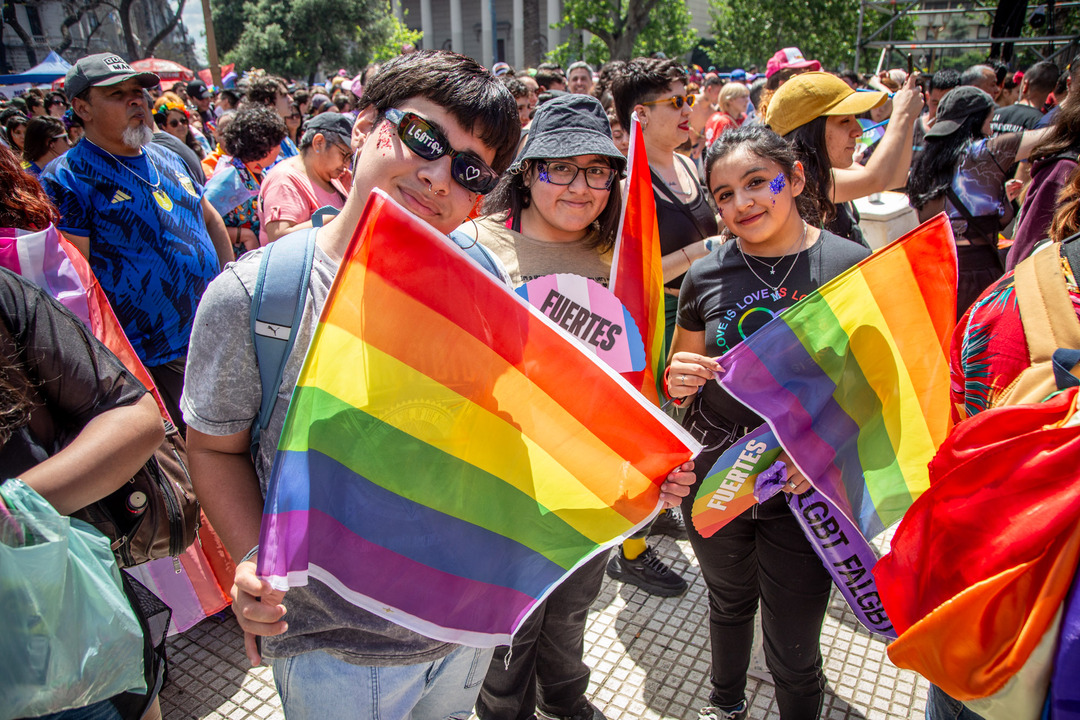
[376,125,393,149]
[769,172,786,195]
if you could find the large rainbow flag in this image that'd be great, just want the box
[610,113,665,403]
[256,190,699,646]
[715,214,958,538]
[877,387,1080,719]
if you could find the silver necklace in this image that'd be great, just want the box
[84,138,161,189]
[738,222,807,294]
[742,250,787,275]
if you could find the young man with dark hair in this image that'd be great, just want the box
[182,49,695,720]
[500,74,533,127]
[245,75,298,162]
[992,61,1060,135]
[535,66,567,93]
[913,69,961,160]
[41,53,232,432]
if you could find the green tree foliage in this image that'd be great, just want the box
[708,0,914,74]
[209,0,248,57]
[369,14,424,64]
[220,0,397,81]
[551,0,697,64]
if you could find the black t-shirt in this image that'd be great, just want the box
[991,104,1043,136]
[654,154,720,289]
[0,266,147,477]
[677,229,871,427]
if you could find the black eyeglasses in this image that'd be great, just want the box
[168,117,188,128]
[641,94,696,110]
[384,108,500,194]
[536,160,616,190]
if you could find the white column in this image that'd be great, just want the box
[513,0,524,69]
[450,0,464,54]
[420,0,433,52]
[547,0,560,51]
[391,0,403,23]
[481,0,494,68]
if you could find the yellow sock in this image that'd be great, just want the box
[622,538,647,560]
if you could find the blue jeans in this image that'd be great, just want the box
[925,685,985,720]
[271,645,493,720]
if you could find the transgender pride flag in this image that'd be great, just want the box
[257,190,699,646]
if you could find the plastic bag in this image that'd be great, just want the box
[0,479,146,720]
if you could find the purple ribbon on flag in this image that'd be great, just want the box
[756,466,897,638]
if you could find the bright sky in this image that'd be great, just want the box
[181,2,209,66]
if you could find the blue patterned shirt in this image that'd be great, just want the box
[41,140,218,367]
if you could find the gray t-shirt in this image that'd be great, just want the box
[180,235,456,666]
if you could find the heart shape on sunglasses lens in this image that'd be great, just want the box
[383,108,500,194]
[641,94,695,110]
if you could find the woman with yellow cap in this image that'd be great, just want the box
[765,71,923,247]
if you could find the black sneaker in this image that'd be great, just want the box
[537,701,607,720]
[606,546,688,597]
[649,507,688,540]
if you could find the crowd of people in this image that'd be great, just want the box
[0,40,1078,720]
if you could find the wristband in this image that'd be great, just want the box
[239,545,259,564]
[661,366,688,406]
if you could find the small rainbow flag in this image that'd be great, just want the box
[256,190,699,646]
[716,214,958,538]
[610,113,665,403]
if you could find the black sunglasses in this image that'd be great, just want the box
[384,108,499,194]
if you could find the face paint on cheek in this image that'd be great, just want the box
[769,172,786,195]
[537,165,550,183]
[376,124,393,150]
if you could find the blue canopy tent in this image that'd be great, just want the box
[0,52,72,86]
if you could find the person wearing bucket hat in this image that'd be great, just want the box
[462,93,627,720]
[767,70,923,247]
[908,85,1050,318]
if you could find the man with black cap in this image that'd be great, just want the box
[40,52,232,431]
[187,79,216,139]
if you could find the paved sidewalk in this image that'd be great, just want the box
[160,534,927,719]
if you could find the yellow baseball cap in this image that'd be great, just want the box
[765,72,887,137]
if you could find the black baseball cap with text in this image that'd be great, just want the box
[64,53,159,101]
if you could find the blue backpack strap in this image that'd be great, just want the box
[449,229,502,280]
[249,228,318,455]
[311,205,340,228]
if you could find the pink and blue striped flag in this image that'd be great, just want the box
[256,190,699,646]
